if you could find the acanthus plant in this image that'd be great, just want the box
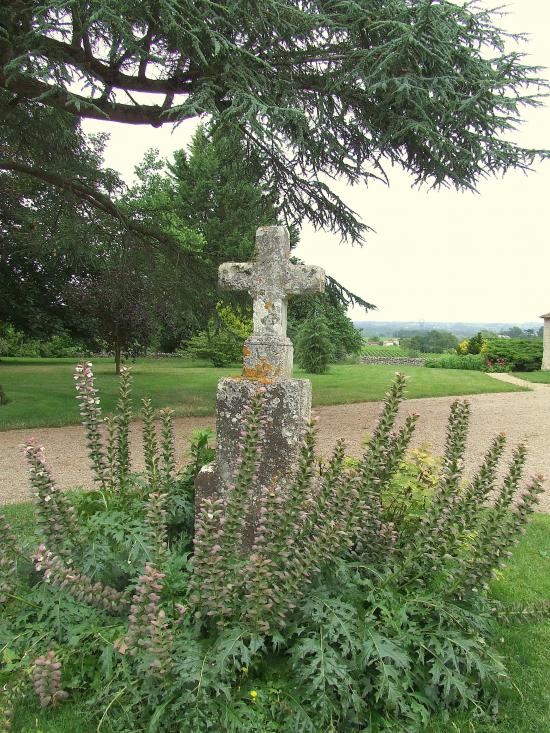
[0,364,543,733]
[0,363,189,724]
[190,376,542,635]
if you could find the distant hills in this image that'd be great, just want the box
[354,321,541,338]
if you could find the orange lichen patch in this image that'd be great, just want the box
[241,356,280,384]
[243,345,251,357]
[264,300,273,310]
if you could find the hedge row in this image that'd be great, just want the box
[424,354,486,371]
[485,339,543,372]
[425,340,543,372]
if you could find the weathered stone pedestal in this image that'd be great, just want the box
[194,225,325,548]
[195,377,311,545]
[541,312,550,371]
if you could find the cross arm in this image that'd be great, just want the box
[285,264,325,296]
[218,262,254,292]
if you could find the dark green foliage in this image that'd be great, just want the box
[167,127,279,268]
[133,131,373,341]
[1,367,544,733]
[0,100,125,344]
[126,132,276,341]
[0,385,8,405]
[0,100,208,362]
[296,309,333,374]
[405,329,459,354]
[485,339,543,372]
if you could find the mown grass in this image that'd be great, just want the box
[512,371,550,384]
[0,358,526,431]
[3,503,549,733]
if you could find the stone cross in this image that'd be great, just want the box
[541,312,550,370]
[219,226,324,380]
[195,225,325,547]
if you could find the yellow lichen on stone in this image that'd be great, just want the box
[241,356,281,384]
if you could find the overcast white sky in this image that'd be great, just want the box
[83,1,550,324]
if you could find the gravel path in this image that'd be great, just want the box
[1,373,549,512]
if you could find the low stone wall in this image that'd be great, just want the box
[361,356,426,367]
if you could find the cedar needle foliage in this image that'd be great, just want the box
[1,1,549,241]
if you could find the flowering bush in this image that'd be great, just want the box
[455,332,488,356]
[485,357,512,373]
[0,365,543,732]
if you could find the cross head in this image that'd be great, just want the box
[219,226,325,379]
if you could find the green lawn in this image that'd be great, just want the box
[0,357,526,431]
[3,503,549,733]
[512,371,550,384]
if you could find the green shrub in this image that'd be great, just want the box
[185,304,251,367]
[485,339,543,372]
[0,385,8,405]
[0,324,41,357]
[38,333,88,358]
[0,324,88,358]
[424,353,486,370]
[0,368,543,732]
[185,328,243,367]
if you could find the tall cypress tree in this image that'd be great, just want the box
[296,308,333,374]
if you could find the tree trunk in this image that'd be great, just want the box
[114,332,121,375]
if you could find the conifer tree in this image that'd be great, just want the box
[296,307,333,374]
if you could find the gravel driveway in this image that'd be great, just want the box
[1,373,548,512]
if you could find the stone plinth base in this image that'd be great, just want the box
[195,377,311,547]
